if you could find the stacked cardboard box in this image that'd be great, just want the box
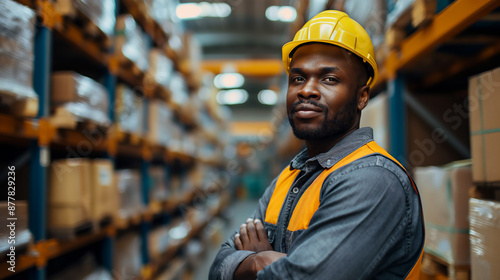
[48,159,92,230]
[0,0,38,116]
[360,93,389,151]
[469,198,500,280]
[468,67,500,183]
[51,72,111,127]
[148,226,170,260]
[147,48,174,89]
[48,159,116,232]
[414,160,473,265]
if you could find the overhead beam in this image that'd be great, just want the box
[202,59,284,77]
[386,0,500,77]
[194,32,288,47]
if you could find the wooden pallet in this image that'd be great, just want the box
[385,0,443,49]
[0,91,38,117]
[421,252,470,280]
[48,220,94,241]
[470,183,500,201]
[49,106,110,131]
[53,0,112,50]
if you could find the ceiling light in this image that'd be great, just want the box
[216,89,248,105]
[214,73,244,89]
[278,6,297,22]
[258,90,279,105]
[265,6,297,22]
[176,3,202,19]
[176,2,231,20]
[265,6,280,21]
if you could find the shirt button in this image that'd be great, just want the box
[292,187,299,193]
[327,159,331,165]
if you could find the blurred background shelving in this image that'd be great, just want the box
[1,0,500,279]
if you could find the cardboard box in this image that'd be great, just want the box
[468,67,500,183]
[115,84,144,135]
[146,100,172,146]
[469,198,500,280]
[360,92,389,151]
[414,160,472,265]
[48,158,92,228]
[89,159,114,221]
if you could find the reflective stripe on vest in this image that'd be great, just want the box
[264,141,424,280]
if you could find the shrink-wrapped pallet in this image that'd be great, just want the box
[48,158,92,229]
[0,0,38,115]
[414,160,472,265]
[51,71,111,127]
[115,84,144,135]
[168,72,189,107]
[53,0,116,36]
[147,48,174,88]
[146,100,172,146]
[469,198,500,280]
[115,170,143,222]
[148,226,170,260]
[114,233,142,279]
[115,15,149,72]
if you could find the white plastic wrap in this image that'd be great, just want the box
[147,48,174,88]
[169,72,189,106]
[115,170,144,220]
[385,0,415,29]
[115,84,144,135]
[150,0,178,35]
[148,225,170,260]
[469,198,500,280]
[344,0,386,49]
[115,15,149,72]
[71,0,116,36]
[147,100,173,146]
[0,0,37,102]
[114,233,142,279]
[51,72,111,127]
[149,166,168,202]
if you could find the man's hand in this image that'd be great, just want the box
[234,251,286,280]
[235,218,273,252]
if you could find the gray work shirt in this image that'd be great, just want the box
[209,127,424,279]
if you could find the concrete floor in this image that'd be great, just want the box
[193,199,259,280]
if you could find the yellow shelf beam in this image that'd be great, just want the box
[202,59,284,77]
[386,0,500,78]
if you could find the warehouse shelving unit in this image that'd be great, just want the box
[336,0,500,167]
[1,1,231,279]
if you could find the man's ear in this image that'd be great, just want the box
[357,85,370,111]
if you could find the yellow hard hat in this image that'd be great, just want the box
[282,10,378,88]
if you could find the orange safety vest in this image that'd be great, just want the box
[264,141,424,280]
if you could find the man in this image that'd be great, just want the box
[209,10,424,280]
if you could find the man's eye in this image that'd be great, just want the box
[325,77,338,82]
[292,77,304,82]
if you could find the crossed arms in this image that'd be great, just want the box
[233,218,286,279]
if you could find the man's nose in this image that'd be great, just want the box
[298,80,320,100]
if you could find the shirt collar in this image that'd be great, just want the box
[289,127,374,170]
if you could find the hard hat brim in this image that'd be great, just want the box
[282,40,378,89]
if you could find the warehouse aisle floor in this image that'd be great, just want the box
[194,198,260,280]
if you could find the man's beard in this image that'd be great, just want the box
[287,98,357,141]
